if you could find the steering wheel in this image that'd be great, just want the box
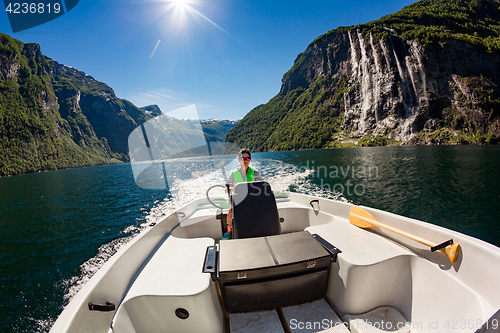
[206,184,229,210]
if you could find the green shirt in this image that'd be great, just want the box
[228,167,261,185]
[232,167,255,183]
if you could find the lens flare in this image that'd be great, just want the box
[150,40,161,58]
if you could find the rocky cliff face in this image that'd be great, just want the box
[51,63,151,157]
[284,29,500,143]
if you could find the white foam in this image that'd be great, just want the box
[27,316,55,333]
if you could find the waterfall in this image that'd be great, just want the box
[357,30,372,133]
[389,37,415,112]
[403,45,419,113]
[409,42,428,106]
[344,92,350,115]
[343,31,425,141]
[346,30,364,134]
[347,31,358,79]
[369,34,382,74]
[389,38,407,97]
[369,33,381,122]
[379,39,392,70]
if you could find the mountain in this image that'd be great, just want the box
[128,112,239,162]
[227,0,500,150]
[0,33,155,176]
[0,32,238,177]
[139,105,163,118]
[194,119,239,144]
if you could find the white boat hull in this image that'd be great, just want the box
[50,191,500,333]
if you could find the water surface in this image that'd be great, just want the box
[0,145,498,332]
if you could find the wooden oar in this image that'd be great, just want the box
[349,206,461,264]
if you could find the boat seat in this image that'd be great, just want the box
[111,236,223,333]
[231,181,281,239]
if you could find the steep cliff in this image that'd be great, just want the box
[227,0,500,150]
[51,63,151,158]
[0,33,152,176]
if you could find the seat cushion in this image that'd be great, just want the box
[232,181,280,239]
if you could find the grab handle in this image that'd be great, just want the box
[310,200,320,216]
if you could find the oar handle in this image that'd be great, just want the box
[351,213,435,248]
[431,239,454,252]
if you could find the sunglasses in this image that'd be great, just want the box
[241,157,251,161]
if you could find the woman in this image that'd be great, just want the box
[222,149,261,239]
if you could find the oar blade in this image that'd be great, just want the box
[349,206,375,228]
[444,243,461,264]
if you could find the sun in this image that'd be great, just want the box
[172,0,189,8]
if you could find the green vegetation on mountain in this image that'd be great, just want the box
[345,0,500,52]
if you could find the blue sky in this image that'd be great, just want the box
[1,0,415,120]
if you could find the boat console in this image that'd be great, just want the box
[204,181,341,313]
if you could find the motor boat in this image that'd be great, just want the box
[50,181,500,333]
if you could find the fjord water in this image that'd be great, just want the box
[1,145,499,332]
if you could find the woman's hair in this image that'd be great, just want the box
[238,148,251,159]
